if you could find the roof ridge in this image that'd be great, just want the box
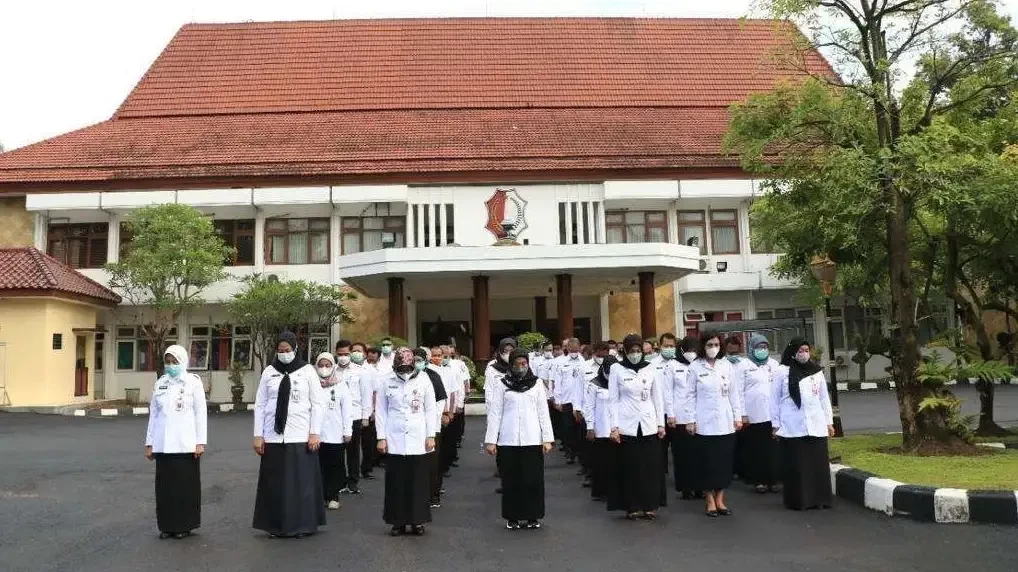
[178,16,786,28]
[26,247,60,290]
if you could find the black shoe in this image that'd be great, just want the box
[411,525,426,536]
[172,532,191,540]
[390,525,406,536]
[506,520,521,530]
[362,473,377,480]
[159,532,173,540]
[347,485,361,495]
[581,478,592,488]
[718,508,732,516]
[444,471,452,478]
[566,458,576,465]
[680,491,694,500]
[625,511,644,520]
[705,510,719,518]
[450,462,459,467]
[526,520,542,530]
[755,485,768,494]
[642,511,658,520]
[496,487,503,494]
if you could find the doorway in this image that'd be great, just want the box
[74,335,89,397]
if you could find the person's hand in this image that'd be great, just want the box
[542,442,554,454]
[586,430,596,442]
[194,444,205,459]
[734,420,744,432]
[344,435,352,443]
[772,428,780,439]
[425,438,436,453]
[741,416,750,425]
[361,419,369,428]
[553,403,563,412]
[144,445,153,461]
[657,426,666,439]
[485,443,497,456]
[685,423,696,436]
[442,413,451,427]
[377,439,388,454]
[308,434,321,452]
[609,428,621,444]
[457,407,465,414]
[828,424,836,438]
[667,416,677,428]
[574,411,583,423]
[253,437,265,456]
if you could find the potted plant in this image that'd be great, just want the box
[229,360,247,407]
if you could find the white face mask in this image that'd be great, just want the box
[501,351,512,362]
[683,351,698,363]
[317,366,335,378]
[608,348,618,357]
[705,346,720,359]
[795,351,811,364]
[594,356,604,365]
[336,355,351,367]
[543,351,553,359]
[277,351,295,364]
[569,351,580,360]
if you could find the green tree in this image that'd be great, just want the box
[227,275,354,372]
[726,0,1018,448]
[106,204,230,376]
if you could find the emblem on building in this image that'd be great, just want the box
[484,188,528,244]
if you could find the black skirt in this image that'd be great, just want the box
[384,454,433,526]
[670,428,698,493]
[253,443,326,536]
[590,437,619,500]
[696,433,736,491]
[429,434,443,502]
[741,422,778,486]
[498,445,546,521]
[608,429,666,513]
[780,437,833,510]
[319,443,347,502]
[154,453,201,533]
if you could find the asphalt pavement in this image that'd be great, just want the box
[839,384,1018,433]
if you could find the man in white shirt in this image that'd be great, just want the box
[434,346,463,478]
[335,340,372,495]
[352,341,380,481]
[376,337,395,374]
[445,345,471,464]
[554,338,586,466]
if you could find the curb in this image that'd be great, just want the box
[834,378,1015,392]
[829,463,1018,525]
[69,403,255,418]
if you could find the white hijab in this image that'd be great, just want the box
[316,352,339,387]
[163,344,189,379]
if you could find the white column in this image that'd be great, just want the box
[595,202,607,244]
[563,202,574,245]
[746,290,757,320]
[739,199,752,267]
[405,204,415,248]
[666,207,679,245]
[33,213,48,251]
[584,201,595,245]
[106,213,122,263]
[329,211,341,283]
[673,282,684,338]
[416,203,426,248]
[599,293,610,341]
[815,304,830,358]
[104,314,120,399]
[437,203,446,246]
[254,210,266,273]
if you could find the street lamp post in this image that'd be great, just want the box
[810,255,844,437]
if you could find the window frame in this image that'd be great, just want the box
[46,223,109,269]
[264,217,330,265]
[340,216,407,254]
[709,209,741,255]
[189,326,212,370]
[214,219,256,266]
[115,327,136,372]
[677,210,707,255]
[604,210,668,244]
[231,325,253,369]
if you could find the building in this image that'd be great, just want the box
[0,18,917,406]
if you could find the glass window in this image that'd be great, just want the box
[341,216,406,254]
[605,210,667,244]
[265,218,329,264]
[47,224,109,269]
[678,211,706,254]
[214,220,256,266]
[710,210,740,255]
[94,333,104,372]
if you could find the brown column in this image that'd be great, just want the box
[638,271,657,339]
[556,274,574,342]
[387,277,407,339]
[534,296,547,331]
[472,275,491,362]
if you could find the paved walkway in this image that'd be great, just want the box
[0,413,1015,572]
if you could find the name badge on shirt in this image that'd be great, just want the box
[290,387,301,403]
[411,388,421,413]
[329,389,337,410]
[640,388,650,401]
[812,380,820,396]
[157,384,168,391]
[721,382,729,398]
[175,387,185,412]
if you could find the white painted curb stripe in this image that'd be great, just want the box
[860,382,877,390]
[829,463,848,495]
[100,408,118,416]
[976,442,1006,449]
[219,404,234,412]
[73,410,86,417]
[836,383,848,391]
[464,403,486,416]
[865,477,901,516]
[934,488,970,523]
[132,407,148,415]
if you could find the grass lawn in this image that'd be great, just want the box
[830,433,1018,490]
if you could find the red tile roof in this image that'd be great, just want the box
[0,18,832,190]
[0,248,121,306]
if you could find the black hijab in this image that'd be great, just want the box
[592,354,616,389]
[502,349,538,393]
[619,333,651,372]
[271,331,306,435]
[490,337,515,374]
[781,337,822,408]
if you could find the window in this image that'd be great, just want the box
[844,306,884,350]
[215,220,256,266]
[116,327,136,371]
[677,211,707,254]
[189,326,211,370]
[710,210,740,254]
[605,211,668,244]
[342,216,406,254]
[52,333,63,350]
[756,308,816,352]
[918,301,950,345]
[265,218,329,264]
[47,223,108,269]
[232,326,253,368]
[95,332,104,372]
[308,324,331,362]
[415,205,455,248]
[137,327,178,372]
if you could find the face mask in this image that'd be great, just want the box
[705,346,720,359]
[501,351,512,362]
[543,351,553,359]
[512,366,528,376]
[646,352,658,361]
[336,355,351,367]
[660,347,676,360]
[795,352,811,364]
[753,348,769,361]
[727,355,741,364]
[350,351,365,365]
[441,357,450,366]
[277,351,295,364]
[683,351,698,363]
[594,356,604,365]
[626,352,642,364]
[569,351,580,360]
[397,371,412,380]
[608,349,618,357]
[165,364,183,378]
[414,361,427,372]
[381,345,393,356]
[317,366,335,378]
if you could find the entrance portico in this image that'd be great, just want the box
[338,243,700,359]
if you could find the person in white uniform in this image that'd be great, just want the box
[608,334,667,520]
[554,339,586,466]
[334,340,372,495]
[446,345,471,459]
[485,349,555,530]
[534,341,558,444]
[376,347,438,536]
[252,331,327,538]
[315,352,354,510]
[679,331,743,518]
[740,334,781,494]
[485,338,516,484]
[351,342,379,481]
[144,344,207,539]
[667,335,702,499]
[582,342,617,502]
[426,347,455,507]
[772,337,835,510]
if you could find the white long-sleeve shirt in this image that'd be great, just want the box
[582,377,613,439]
[653,358,691,420]
[680,358,742,436]
[376,370,438,455]
[253,364,325,443]
[554,355,586,406]
[451,358,471,403]
[484,379,555,446]
[431,363,463,411]
[771,367,834,438]
[319,382,355,444]
[608,362,664,437]
[337,364,373,420]
[741,358,780,424]
[145,373,207,453]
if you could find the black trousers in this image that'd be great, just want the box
[440,421,457,474]
[361,419,377,476]
[560,405,579,458]
[452,412,466,458]
[345,421,362,488]
[429,434,443,502]
[549,401,560,441]
[319,443,347,502]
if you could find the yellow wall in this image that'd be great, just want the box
[0,197,34,247]
[607,283,677,341]
[341,286,390,343]
[0,297,99,407]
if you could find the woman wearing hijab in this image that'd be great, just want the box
[252,332,327,538]
[315,353,354,510]
[661,335,699,499]
[740,335,781,494]
[772,338,835,510]
[485,338,515,484]
[608,334,667,520]
[377,347,438,536]
[144,344,207,539]
[581,343,616,502]
[679,331,743,517]
[485,349,555,530]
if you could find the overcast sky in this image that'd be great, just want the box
[1,0,1016,151]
